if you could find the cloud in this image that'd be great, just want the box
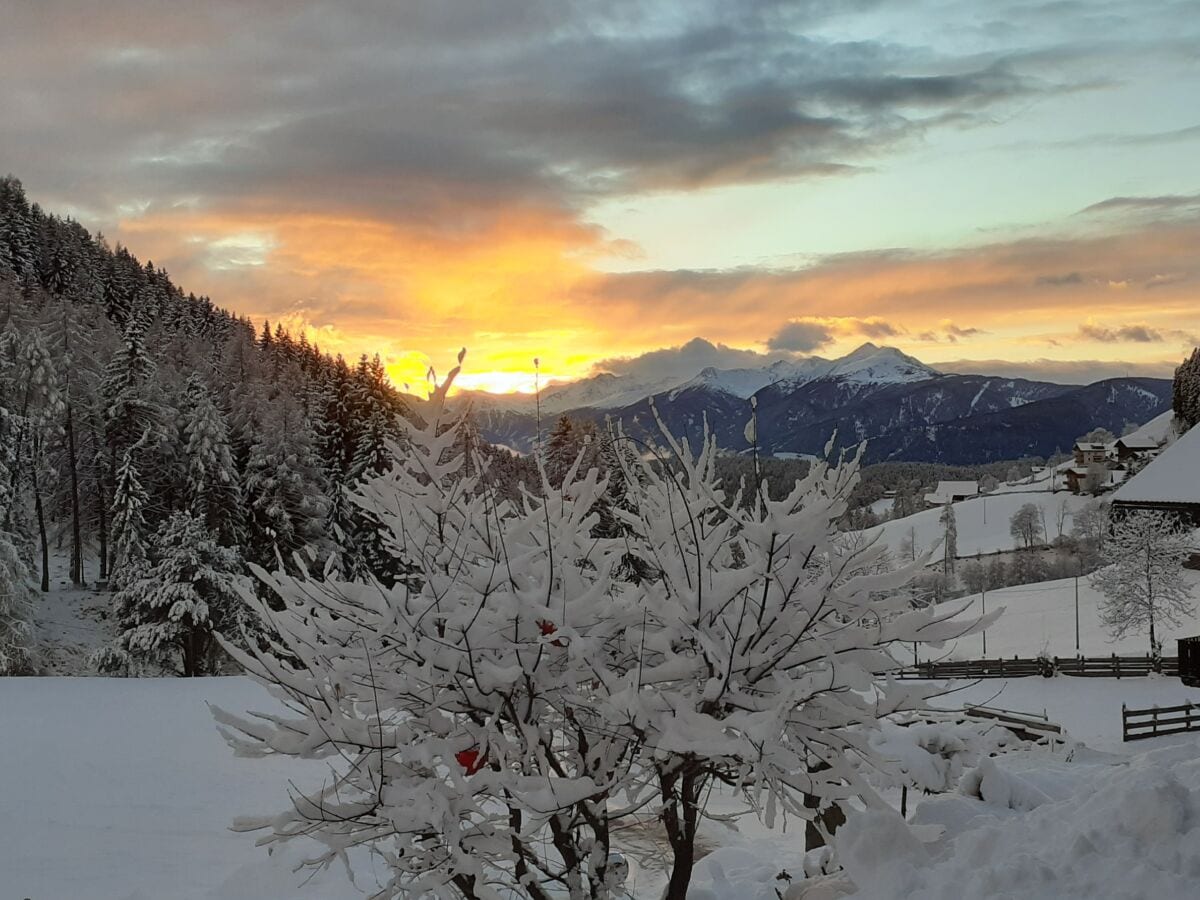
[935,358,1179,384]
[0,0,1079,235]
[766,321,836,352]
[1079,193,1200,216]
[1035,272,1084,286]
[592,337,792,382]
[1078,323,1163,343]
[943,321,983,339]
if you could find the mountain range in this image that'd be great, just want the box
[458,343,1172,464]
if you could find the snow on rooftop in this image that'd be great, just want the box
[1121,409,1177,447]
[1115,434,1159,449]
[924,480,979,504]
[1112,422,1200,505]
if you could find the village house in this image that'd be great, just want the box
[1114,434,1161,462]
[1072,441,1108,466]
[923,480,978,506]
[1111,423,1200,526]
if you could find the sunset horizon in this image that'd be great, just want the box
[3,2,1197,393]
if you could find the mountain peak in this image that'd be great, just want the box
[846,341,881,358]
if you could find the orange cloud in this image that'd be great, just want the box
[109,199,1200,390]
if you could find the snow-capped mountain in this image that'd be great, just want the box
[459,344,1172,464]
[465,343,941,414]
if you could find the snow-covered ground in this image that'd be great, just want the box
[31,551,114,674]
[921,568,1200,661]
[861,487,1090,560]
[3,674,1198,899]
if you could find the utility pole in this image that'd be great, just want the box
[1080,566,1089,652]
[981,580,988,657]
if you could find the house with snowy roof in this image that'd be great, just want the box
[1072,441,1109,466]
[923,480,978,506]
[1114,434,1162,462]
[1111,424,1200,525]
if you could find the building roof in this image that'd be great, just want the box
[1074,441,1107,451]
[1112,424,1200,505]
[923,480,979,504]
[1116,435,1160,450]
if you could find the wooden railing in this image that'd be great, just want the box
[897,654,1179,680]
[1122,701,1200,741]
[964,704,1064,742]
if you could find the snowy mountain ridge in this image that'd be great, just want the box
[463,342,942,413]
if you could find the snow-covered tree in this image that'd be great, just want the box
[940,503,957,574]
[242,403,328,570]
[1173,347,1200,429]
[99,511,249,676]
[0,526,34,674]
[110,444,149,581]
[183,376,242,546]
[1071,499,1111,555]
[215,366,985,900]
[1092,510,1196,662]
[1009,503,1043,549]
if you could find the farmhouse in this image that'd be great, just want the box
[1111,423,1200,525]
[1073,441,1108,466]
[1114,434,1161,462]
[923,480,978,506]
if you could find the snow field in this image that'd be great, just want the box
[919,568,1200,661]
[3,675,1198,898]
[837,739,1200,900]
[861,488,1090,560]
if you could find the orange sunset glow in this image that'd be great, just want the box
[4,1,1198,387]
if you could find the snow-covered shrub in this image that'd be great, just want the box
[866,717,1021,797]
[215,362,986,899]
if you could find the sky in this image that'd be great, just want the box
[2,0,1199,392]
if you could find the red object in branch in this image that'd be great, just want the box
[455,748,486,775]
[537,620,567,648]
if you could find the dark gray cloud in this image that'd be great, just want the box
[593,337,794,382]
[857,319,901,338]
[1078,323,1163,343]
[0,0,1079,233]
[767,321,836,352]
[1036,272,1084,286]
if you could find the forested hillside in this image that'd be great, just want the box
[0,176,420,673]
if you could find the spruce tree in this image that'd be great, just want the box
[99,511,249,676]
[183,376,242,546]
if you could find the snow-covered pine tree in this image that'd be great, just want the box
[1092,510,1196,663]
[183,375,242,547]
[110,444,150,582]
[99,511,250,676]
[215,366,986,900]
[0,525,34,674]
[1172,347,1200,429]
[242,401,328,570]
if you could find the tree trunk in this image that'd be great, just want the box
[98,476,109,582]
[804,760,847,851]
[66,400,84,585]
[662,769,703,900]
[32,452,50,593]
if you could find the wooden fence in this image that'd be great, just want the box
[898,654,1179,680]
[964,704,1064,743]
[1122,701,1200,741]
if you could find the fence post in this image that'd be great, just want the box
[1121,703,1127,741]
[1114,653,1120,680]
